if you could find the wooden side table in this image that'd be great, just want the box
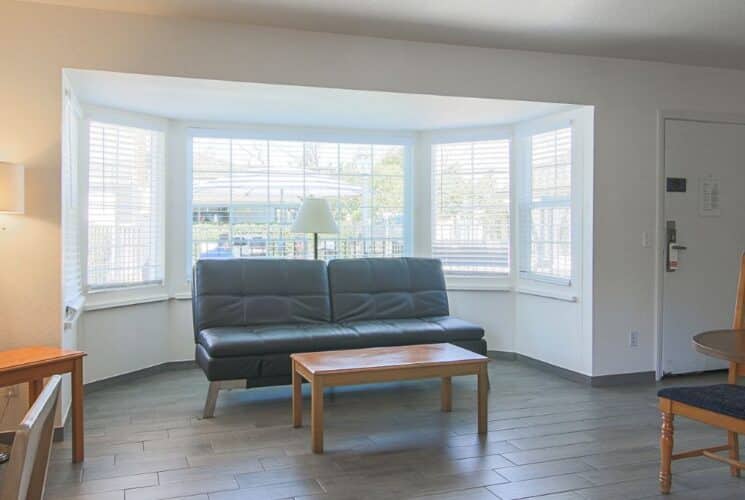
[0,347,86,463]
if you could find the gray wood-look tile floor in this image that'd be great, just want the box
[40,360,745,499]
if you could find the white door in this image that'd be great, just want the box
[662,118,745,375]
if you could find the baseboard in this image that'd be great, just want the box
[515,353,592,385]
[488,350,655,387]
[84,360,197,394]
[487,350,517,361]
[589,371,656,387]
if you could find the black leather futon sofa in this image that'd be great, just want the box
[192,257,486,417]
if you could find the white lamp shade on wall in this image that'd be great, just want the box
[291,197,338,234]
[0,162,24,214]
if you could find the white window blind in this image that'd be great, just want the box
[62,91,82,305]
[431,139,511,276]
[191,137,406,262]
[87,121,165,290]
[521,126,572,283]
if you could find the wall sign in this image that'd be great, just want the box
[699,175,721,217]
[666,177,687,192]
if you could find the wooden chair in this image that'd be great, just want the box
[0,375,61,500]
[657,253,745,494]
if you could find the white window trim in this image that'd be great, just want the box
[81,105,170,301]
[422,126,514,289]
[515,109,587,296]
[184,124,416,280]
[61,79,85,308]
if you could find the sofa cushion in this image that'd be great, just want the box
[197,324,360,357]
[328,258,449,322]
[197,316,483,358]
[192,259,331,335]
[341,317,484,346]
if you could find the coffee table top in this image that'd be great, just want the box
[291,343,487,375]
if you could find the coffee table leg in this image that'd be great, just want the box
[292,360,302,428]
[477,364,487,434]
[441,377,452,412]
[311,376,324,454]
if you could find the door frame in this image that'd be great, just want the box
[654,110,745,379]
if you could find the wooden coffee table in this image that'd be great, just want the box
[291,343,489,453]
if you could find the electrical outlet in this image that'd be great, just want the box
[629,331,640,348]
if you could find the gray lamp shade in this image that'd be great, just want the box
[0,162,24,214]
[291,197,338,234]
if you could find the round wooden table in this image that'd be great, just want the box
[693,329,745,363]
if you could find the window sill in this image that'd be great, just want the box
[84,288,170,311]
[516,287,578,303]
[85,286,576,306]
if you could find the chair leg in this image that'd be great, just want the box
[203,381,220,419]
[729,431,741,477]
[660,412,674,494]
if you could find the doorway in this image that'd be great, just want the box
[660,116,745,375]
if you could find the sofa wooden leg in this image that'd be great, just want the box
[203,380,246,418]
[203,382,220,419]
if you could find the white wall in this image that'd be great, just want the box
[513,107,594,375]
[80,302,170,383]
[5,0,745,414]
[450,291,515,353]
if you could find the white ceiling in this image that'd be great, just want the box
[65,70,572,130]
[27,0,745,70]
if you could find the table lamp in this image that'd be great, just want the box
[291,197,338,259]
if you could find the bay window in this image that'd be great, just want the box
[520,126,573,284]
[86,121,165,290]
[190,134,409,262]
[431,139,511,277]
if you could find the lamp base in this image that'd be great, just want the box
[313,233,319,260]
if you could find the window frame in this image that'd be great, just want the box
[185,125,415,278]
[424,126,514,290]
[80,106,169,306]
[62,86,84,309]
[516,114,583,292]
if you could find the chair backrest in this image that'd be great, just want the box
[327,257,450,323]
[0,375,61,500]
[733,252,745,330]
[727,253,745,383]
[191,258,332,336]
